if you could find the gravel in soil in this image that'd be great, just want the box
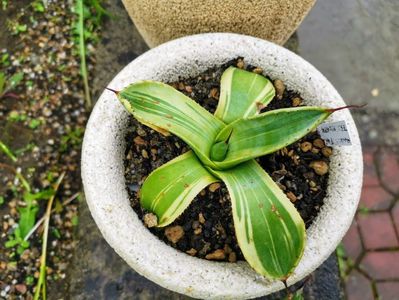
[124,58,331,262]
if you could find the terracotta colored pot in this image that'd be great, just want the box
[122,0,316,47]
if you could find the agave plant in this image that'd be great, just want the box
[110,66,345,280]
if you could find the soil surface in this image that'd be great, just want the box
[124,58,331,262]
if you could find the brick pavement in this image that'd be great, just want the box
[341,147,399,300]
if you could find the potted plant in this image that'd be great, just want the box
[82,33,362,299]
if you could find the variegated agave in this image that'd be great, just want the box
[111,66,340,280]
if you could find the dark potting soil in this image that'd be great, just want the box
[124,58,331,262]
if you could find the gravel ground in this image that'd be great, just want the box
[0,1,103,298]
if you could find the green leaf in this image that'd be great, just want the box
[0,72,5,94]
[23,189,54,202]
[140,151,218,227]
[0,196,4,205]
[212,106,331,169]
[5,238,20,248]
[209,160,305,279]
[8,72,23,89]
[118,81,225,168]
[214,67,275,123]
[0,140,17,162]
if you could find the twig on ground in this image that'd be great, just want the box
[24,192,80,241]
[33,172,66,300]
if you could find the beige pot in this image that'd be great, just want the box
[122,0,316,48]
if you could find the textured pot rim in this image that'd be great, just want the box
[81,33,363,299]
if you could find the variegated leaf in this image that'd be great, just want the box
[140,151,218,227]
[214,67,275,123]
[117,81,225,168]
[211,106,332,168]
[209,159,305,279]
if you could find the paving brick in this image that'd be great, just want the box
[357,212,398,249]
[342,221,363,262]
[363,150,379,187]
[360,186,393,211]
[362,252,399,280]
[378,149,399,194]
[376,281,399,300]
[345,270,374,300]
[393,202,399,238]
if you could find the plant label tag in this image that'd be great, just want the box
[317,121,351,146]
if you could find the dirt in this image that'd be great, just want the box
[124,58,331,262]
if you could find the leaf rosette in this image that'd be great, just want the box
[112,66,339,280]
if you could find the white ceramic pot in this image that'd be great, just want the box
[81,33,362,299]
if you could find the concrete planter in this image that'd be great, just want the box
[81,33,362,299]
[121,0,316,47]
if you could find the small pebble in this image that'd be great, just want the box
[300,142,312,152]
[198,213,205,224]
[134,136,147,146]
[184,85,193,93]
[252,67,263,74]
[194,228,202,235]
[208,183,221,192]
[205,249,226,260]
[137,127,147,137]
[143,213,158,228]
[321,147,333,157]
[236,59,244,69]
[165,225,184,244]
[186,248,197,256]
[292,97,302,106]
[273,79,285,99]
[310,160,329,175]
[209,87,219,100]
[311,147,320,154]
[286,192,297,202]
[228,252,237,263]
[313,138,325,148]
[141,149,149,158]
[14,284,27,294]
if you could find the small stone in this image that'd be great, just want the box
[209,87,219,100]
[134,136,147,146]
[141,149,149,158]
[252,67,263,74]
[236,59,245,69]
[200,190,206,196]
[143,213,158,228]
[0,261,6,269]
[15,284,27,294]
[165,225,184,243]
[185,85,193,93]
[292,97,302,107]
[209,183,221,192]
[273,79,285,99]
[192,220,200,230]
[228,252,237,262]
[309,181,317,188]
[311,147,320,154]
[313,138,325,148]
[322,147,333,157]
[198,213,205,224]
[186,248,197,256]
[300,142,312,152]
[286,192,297,202]
[194,228,202,235]
[310,160,329,175]
[7,262,17,271]
[137,127,147,137]
[205,249,226,260]
[223,244,232,254]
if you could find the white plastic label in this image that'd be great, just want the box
[317,120,351,146]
